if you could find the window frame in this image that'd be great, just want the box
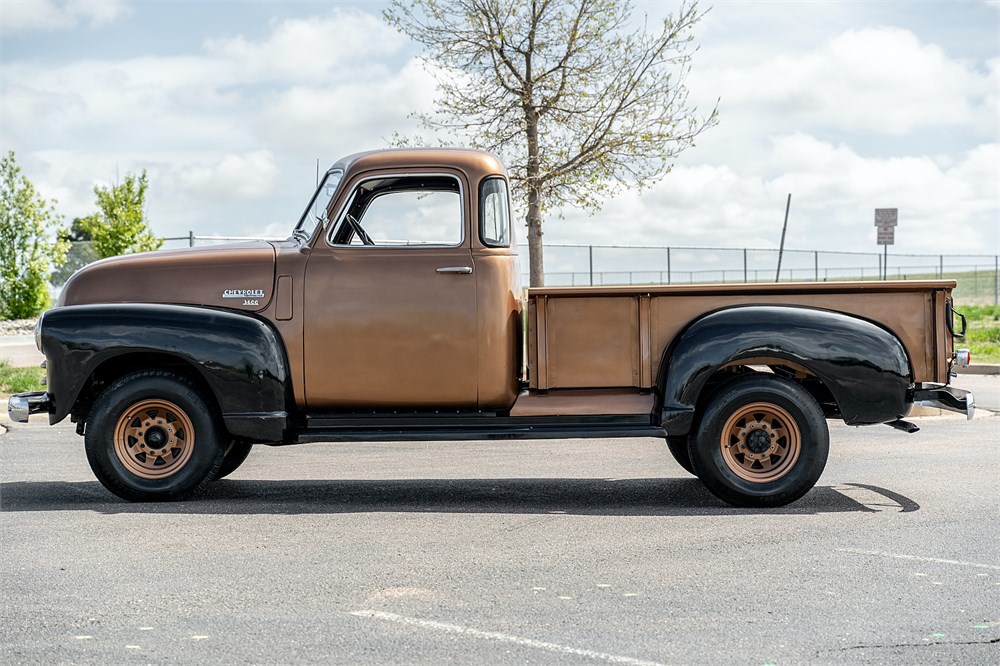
[478,176,512,249]
[325,172,466,249]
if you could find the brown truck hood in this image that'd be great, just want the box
[58,242,277,313]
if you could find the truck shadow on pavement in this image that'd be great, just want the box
[0,478,918,515]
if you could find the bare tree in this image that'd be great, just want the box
[385,0,718,286]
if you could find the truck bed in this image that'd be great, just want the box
[526,280,956,390]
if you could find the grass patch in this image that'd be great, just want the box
[0,360,45,395]
[954,304,999,364]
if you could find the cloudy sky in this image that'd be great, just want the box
[2,0,997,275]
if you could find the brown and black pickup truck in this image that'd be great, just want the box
[8,148,974,507]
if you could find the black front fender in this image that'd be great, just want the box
[658,306,911,435]
[40,304,291,441]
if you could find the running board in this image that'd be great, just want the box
[297,415,665,443]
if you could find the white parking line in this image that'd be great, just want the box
[350,610,666,666]
[838,548,1000,570]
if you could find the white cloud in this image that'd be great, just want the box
[203,11,406,84]
[0,0,130,34]
[548,134,997,260]
[167,150,280,201]
[2,3,996,262]
[1,8,433,236]
[704,27,996,135]
[254,58,437,151]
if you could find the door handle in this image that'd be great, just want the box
[436,266,473,274]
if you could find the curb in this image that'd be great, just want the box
[955,364,1000,375]
[907,404,994,419]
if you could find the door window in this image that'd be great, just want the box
[329,175,463,247]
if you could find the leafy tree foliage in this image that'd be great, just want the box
[0,152,68,319]
[385,0,718,285]
[79,170,162,259]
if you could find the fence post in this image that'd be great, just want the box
[995,255,999,306]
[666,247,671,285]
[588,245,593,287]
[188,231,195,247]
[814,251,819,282]
[939,255,943,279]
[743,248,748,283]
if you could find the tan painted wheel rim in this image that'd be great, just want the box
[113,399,195,480]
[720,402,801,483]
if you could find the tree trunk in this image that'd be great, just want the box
[525,107,544,287]
[526,185,543,287]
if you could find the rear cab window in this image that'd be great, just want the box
[479,177,511,248]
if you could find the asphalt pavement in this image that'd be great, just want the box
[1,405,997,665]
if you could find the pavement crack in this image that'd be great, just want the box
[819,637,1000,655]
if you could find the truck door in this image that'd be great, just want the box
[302,171,478,410]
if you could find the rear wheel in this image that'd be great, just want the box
[688,375,828,507]
[85,371,224,501]
[666,436,695,475]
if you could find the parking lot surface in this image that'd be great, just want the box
[2,407,998,664]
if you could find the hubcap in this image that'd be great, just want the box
[113,399,195,480]
[719,402,801,483]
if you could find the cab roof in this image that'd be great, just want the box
[331,147,508,184]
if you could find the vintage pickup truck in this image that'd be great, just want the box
[8,148,974,507]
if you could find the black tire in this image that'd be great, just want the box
[688,375,829,508]
[85,371,224,502]
[666,436,695,475]
[215,441,253,480]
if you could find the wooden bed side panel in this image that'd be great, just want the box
[648,291,938,384]
[531,296,640,389]
[526,284,947,390]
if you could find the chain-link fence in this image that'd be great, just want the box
[53,236,1000,305]
[534,243,1000,304]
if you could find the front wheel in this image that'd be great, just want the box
[85,371,224,502]
[215,441,253,480]
[688,376,829,507]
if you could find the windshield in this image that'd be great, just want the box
[293,169,343,240]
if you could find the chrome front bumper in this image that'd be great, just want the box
[913,385,975,420]
[7,391,51,423]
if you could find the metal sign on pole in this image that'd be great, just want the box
[874,208,897,280]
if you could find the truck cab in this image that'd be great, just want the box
[291,149,522,412]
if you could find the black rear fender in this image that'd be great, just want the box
[657,305,911,435]
[40,304,291,442]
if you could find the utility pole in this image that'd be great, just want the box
[775,194,791,282]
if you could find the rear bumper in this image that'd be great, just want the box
[913,385,975,420]
[6,391,51,423]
